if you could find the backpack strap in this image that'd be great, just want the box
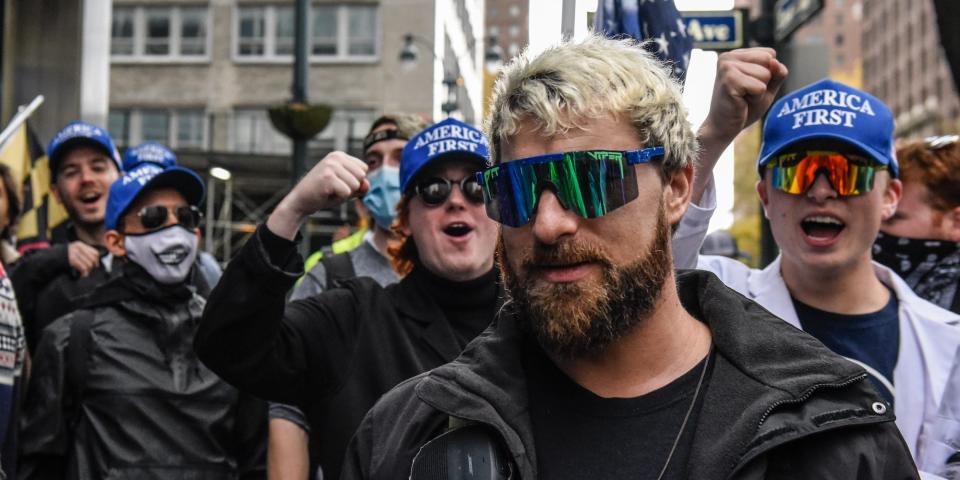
[321,251,357,289]
[65,309,95,418]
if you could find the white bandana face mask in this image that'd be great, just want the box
[124,225,199,285]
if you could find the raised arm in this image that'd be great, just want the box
[693,48,787,205]
[194,151,371,406]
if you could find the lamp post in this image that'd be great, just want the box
[399,33,503,118]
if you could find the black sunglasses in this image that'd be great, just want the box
[132,205,202,231]
[414,176,485,206]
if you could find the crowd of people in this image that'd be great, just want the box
[0,33,959,479]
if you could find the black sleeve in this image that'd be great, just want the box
[194,224,364,407]
[9,245,70,341]
[18,315,73,480]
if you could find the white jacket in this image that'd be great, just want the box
[677,179,960,476]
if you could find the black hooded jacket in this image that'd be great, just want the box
[343,270,920,479]
[194,225,500,480]
[18,262,266,480]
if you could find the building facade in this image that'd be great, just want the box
[106,0,485,257]
[485,0,527,59]
[862,0,959,137]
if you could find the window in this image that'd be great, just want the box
[509,5,521,17]
[312,108,375,154]
[232,109,291,154]
[311,6,337,55]
[107,109,208,149]
[144,9,171,55]
[180,7,208,56]
[108,111,131,146]
[347,6,376,56]
[509,25,520,38]
[835,33,844,46]
[112,9,135,55]
[275,7,295,56]
[141,111,170,143]
[176,110,206,149]
[238,7,266,55]
[236,4,378,61]
[111,6,209,61]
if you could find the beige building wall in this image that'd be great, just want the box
[862,0,959,137]
[110,0,442,152]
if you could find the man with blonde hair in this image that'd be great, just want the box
[342,36,917,479]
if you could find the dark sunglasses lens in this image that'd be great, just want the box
[176,206,201,229]
[462,178,485,203]
[419,179,451,205]
[139,205,168,230]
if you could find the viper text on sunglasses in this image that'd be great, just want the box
[477,147,665,227]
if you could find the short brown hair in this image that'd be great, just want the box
[897,138,960,211]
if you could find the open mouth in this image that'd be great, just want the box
[800,215,845,240]
[79,192,102,206]
[154,245,189,265]
[443,222,473,238]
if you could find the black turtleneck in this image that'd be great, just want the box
[407,263,500,346]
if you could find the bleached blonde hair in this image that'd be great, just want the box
[485,35,698,178]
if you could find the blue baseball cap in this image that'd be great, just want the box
[105,162,205,231]
[122,142,177,171]
[400,118,490,192]
[47,121,122,180]
[758,78,898,177]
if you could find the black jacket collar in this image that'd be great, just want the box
[388,264,502,362]
[415,269,887,478]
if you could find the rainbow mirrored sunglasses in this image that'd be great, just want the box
[767,150,887,197]
[475,147,665,227]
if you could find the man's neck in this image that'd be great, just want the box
[780,254,890,314]
[551,276,713,399]
[74,223,105,247]
[370,226,391,257]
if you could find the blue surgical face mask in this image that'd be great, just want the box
[363,166,402,230]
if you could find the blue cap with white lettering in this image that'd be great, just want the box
[47,121,122,180]
[105,162,205,231]
[122,142,177,171]
[758,78,898,177]
[400,118,490,192]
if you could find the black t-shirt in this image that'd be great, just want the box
[794,292,899,405]
[525,344,713,480]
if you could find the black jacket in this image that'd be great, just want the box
[343,270,920,479]
[194,226,498,480]
[19,262,266,480]
[8,223,111,352]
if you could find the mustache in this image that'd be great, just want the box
[519,240,615,272]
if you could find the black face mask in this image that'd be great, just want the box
[873,231,960,312]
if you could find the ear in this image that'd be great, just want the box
[756,178,770,219]
[104,230,126,257]
[663,164,693,226]
[880,177,903,221]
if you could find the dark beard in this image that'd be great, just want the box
[499,206,672,360]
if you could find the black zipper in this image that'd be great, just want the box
[727,372,886,479]
[756,372,868,426]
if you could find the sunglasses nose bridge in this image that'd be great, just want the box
[532,180,567,211]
